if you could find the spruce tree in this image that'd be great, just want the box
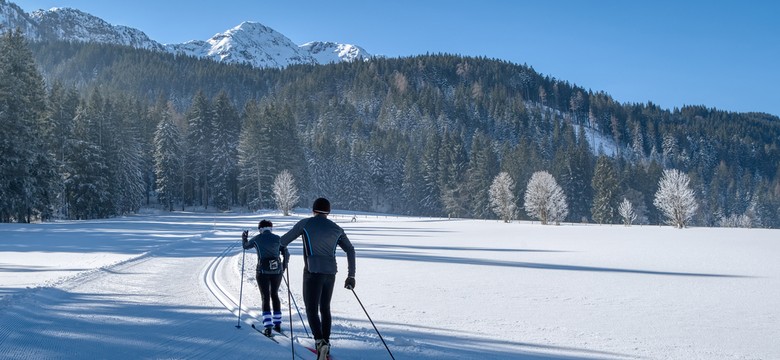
[210,92,239,210]
[591,155,620,224]
[0,30,53,222]
[185,91,213,208]
[154,102,183,212]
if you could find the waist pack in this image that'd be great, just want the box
[259,257,282,274]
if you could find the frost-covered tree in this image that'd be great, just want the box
[653,169,698,228]
[489,172,516,223]
[273,170,299,216]
[524,171,568,225]
[154,103,183,212]
[618,198,637,226]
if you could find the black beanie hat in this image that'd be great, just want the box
[258,219,273,229]
[312,197,331,214]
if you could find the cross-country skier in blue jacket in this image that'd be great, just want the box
[280,198,356,360]
[242,219,289,337]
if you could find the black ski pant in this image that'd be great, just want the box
[256,273,283,313]
[303,272,336,341]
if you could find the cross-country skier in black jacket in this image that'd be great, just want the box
[280,198,356,360]
[242,219,289,337]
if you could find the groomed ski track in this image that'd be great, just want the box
[201,235,311,359]
[0,222,306,359]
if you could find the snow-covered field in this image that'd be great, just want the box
[1,210,778,359]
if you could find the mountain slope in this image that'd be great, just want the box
[0,0,36,36]
[30,7,163,51]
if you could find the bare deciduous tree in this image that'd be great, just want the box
[524,171,568,225]
[489,172,516,223]
[272,170,299,216]
[653,169,698,228]
[618,198,637,226]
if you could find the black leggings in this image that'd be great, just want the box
[256,273,283,313]
[303,272,336,341]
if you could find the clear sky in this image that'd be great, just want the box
[13,0,780,117]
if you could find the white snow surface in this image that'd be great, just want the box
[1,211,778,359]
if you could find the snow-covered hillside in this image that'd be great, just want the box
[0,1,370,68]
[1,211,778,359]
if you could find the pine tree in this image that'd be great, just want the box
[64,93,112,220]
[591,155,620,224]
[154,102,183,212]
[419,134,441,215]
[112,97,146,215]
[439,131,467,218]
[465,131,499,219]
[0,30,54,222]
[185,91,213,208]
[210,92,239,210]
[238,101,274,210]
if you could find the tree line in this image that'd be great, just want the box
[2,31,779,227]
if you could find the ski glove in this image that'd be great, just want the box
[344,276,355,290]
[241,230,248,242]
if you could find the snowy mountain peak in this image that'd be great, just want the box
[1,0,371,68]
[191,20,316,68]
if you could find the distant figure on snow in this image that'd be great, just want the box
[242,219,289,337]
[280,198,356,360]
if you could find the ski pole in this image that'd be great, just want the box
[235,244,246,329]
[286,267,295,360]
[350,289,395,359]
[283,272,310,337]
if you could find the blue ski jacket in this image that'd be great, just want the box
[243,230,290,274]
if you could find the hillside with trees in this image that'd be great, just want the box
[2,32,779,227]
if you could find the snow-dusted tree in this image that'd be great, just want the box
[653,169,698,228]
[524,171,568,225]
[489,172,516,223]
[273,170,299,216]
[618,198,637,226]
[154,104,183,212]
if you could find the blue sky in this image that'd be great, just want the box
[14,0,780,117]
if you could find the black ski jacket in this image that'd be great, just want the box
[280,214,356,277]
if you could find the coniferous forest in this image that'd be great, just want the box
[2,30,780,227]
